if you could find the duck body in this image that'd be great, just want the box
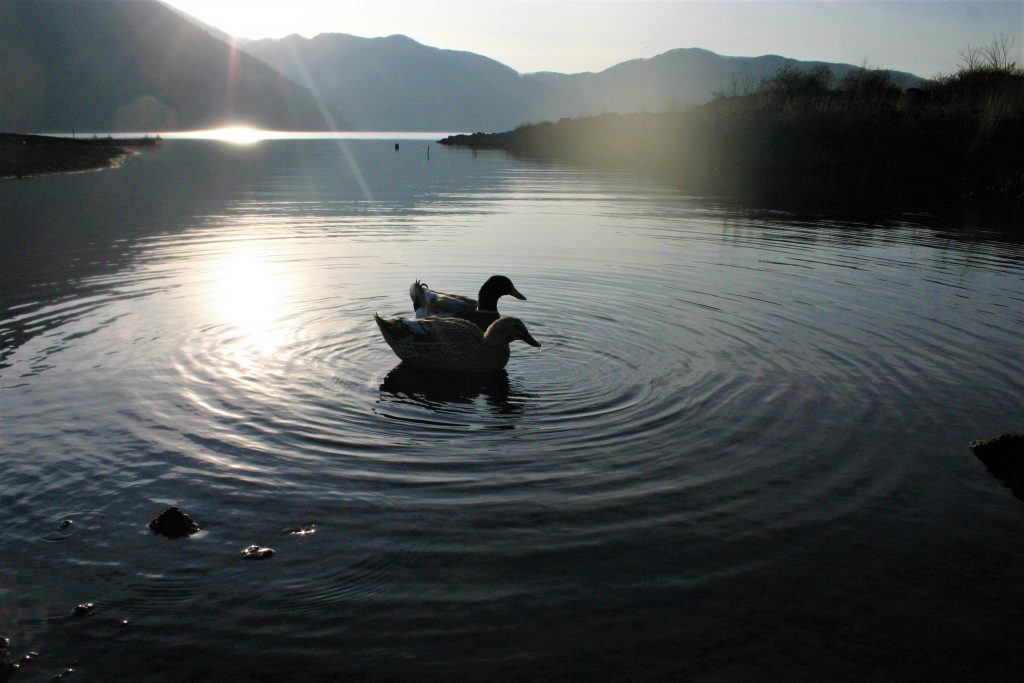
[374,314,540,373]
[410,275,526,330]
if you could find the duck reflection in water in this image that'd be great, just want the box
[379,363,529,417]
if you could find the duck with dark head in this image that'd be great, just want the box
[410,275,526,330]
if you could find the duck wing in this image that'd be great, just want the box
[428,290,478,316]
[410,316,486,344]
[375,314,484,359]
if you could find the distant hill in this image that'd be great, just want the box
[0,0,345,132]
[242,33,529,132]
[243,36,922,131]
[523,48,920,123]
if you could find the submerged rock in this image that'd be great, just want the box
[73,603,94,616]
[241,545,274,560]
[971,432,1024,463]
[971,432,1024,500]
[148,507,200,538]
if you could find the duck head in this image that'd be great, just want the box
[485,317,541,348]
[479,275,526,309]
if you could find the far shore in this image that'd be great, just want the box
[0,132,159,179]
[439,61,1024,217]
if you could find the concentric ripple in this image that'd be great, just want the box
[2,139,1023,680]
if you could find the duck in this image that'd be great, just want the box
[410,275,526,330]
[374,313,540,373]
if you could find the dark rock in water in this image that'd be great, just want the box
[971,432,1024,462]
[59,519,73,530]
[20,652,39,664]
[148,506,199,538]
[241,544,274,560]
[73,603,94,616]
[1,636,14,683]
[54,666,75,679]
[971,432,1024,500]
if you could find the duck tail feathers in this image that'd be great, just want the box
[410,280,430,316]
[410,279,439,317]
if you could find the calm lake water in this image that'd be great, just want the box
[2,136,1023,681]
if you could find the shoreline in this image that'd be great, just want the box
[438,68,1024,219]
[0,133,159,179]
[438,108,1023,218]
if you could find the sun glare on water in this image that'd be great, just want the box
[185,126,268,145]
[206,250,295,360]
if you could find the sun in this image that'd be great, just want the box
[165,0,295,40]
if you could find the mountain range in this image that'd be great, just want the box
[0,0,921,133]
[244,34,921,131]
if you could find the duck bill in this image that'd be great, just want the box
[523,332,541,347]
[509,287,526,301]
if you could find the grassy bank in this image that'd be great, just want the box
[441,43,1024,215]
[0,133,157,179]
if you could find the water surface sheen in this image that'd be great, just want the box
[2,138,1023,681]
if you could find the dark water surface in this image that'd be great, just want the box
[2,137,1023,681]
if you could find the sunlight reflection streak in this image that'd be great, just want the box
[281,39,375,201]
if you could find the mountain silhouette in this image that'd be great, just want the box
[1,1,921,134]
[0,0,345,132]
[243,37,922,131]
[242,33,530,132]
[523,48,918,122]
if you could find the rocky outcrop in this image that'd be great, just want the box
[972,433,1024,499]
[148,506,200,538]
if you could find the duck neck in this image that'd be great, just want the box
[482,321,514,348]
[476,284,500,312]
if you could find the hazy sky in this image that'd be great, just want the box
[164,1,1023,77]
